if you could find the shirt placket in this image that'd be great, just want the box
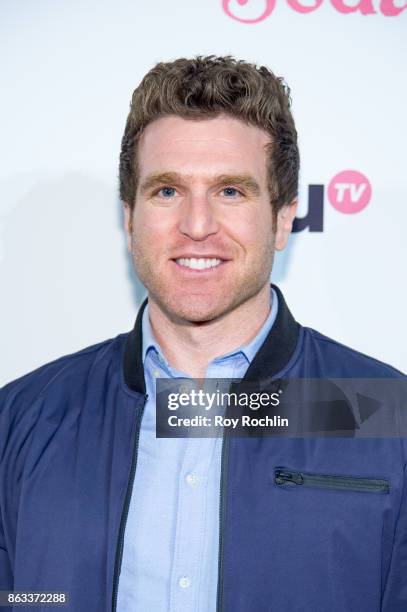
[169,429,216,611]
[168,359,246,611]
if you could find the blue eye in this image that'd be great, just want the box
[222,187,241,197]
[158,187,176,198]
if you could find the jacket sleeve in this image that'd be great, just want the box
[0,389,13,611]
[381,460,407,610]
[0,530,12,590]
[0,358,73,605]
[0,502,13,612]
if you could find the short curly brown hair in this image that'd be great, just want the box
[119,55,299,213]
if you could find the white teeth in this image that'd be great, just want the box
[175,257,223,270]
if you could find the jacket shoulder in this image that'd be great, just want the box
[0,334,128,411]
[302,326,405,378]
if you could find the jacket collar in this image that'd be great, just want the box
[123,283,301,395]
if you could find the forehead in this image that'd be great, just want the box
[137,114,271,181]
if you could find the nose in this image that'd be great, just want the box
[177,191,220,241]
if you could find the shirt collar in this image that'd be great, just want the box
[141,305,161,365]
[141,287,279,367]
[124,283,300,396]
[240,287,278,363]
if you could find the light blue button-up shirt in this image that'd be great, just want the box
[117,287,278,612]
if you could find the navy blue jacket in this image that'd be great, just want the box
[1,284,406,611]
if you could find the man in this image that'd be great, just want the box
[0,55,405,611]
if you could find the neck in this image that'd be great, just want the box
[147,283,272,378]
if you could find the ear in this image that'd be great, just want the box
[275,198,298,251]
[123,202,133,253]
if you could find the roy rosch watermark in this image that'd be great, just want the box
[155,378,407,438]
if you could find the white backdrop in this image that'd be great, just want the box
[1,0,406,385]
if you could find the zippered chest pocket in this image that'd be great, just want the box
[275,467,390,494]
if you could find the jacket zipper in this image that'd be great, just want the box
[275,468,390,493]
[216,431,230,612]
[111,395,148,612]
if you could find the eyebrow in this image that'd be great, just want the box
[139,172,261,196]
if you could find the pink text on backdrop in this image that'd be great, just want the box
[222,0,406,21]
[293,170,372,232]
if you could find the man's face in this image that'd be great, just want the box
[124,114,296,323]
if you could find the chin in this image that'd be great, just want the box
[163,290,247,324]
[166,300,223,324]
[144,273,268,324]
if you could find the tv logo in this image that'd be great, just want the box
[293,170,371,232]
[223,0,406,20]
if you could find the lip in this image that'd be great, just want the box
[171,254,231,260]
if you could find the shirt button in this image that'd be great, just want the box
[185,473,198,486]
[153,370,160,378]
[179,576,191,589]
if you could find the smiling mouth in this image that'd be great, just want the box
[173,257,226,271]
